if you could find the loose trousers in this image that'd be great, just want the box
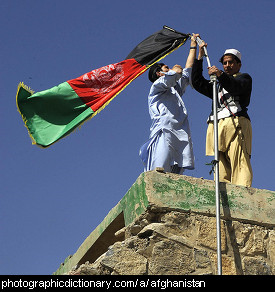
[206,116,253,187]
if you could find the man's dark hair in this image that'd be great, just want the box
[148,63,165,82]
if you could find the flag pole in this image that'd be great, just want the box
[196,37,222,275]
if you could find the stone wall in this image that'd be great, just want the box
[55,171,275,275]
[68,207,275,275]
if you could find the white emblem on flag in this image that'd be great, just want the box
[82,63,124,94]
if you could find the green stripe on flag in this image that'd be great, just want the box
[17,81,94,147]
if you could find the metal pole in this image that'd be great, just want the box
[196,37,222,275]
[210,74,222,275]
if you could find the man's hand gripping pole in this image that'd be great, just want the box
[195,36,211,68]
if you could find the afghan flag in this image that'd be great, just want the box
[16,26,189,147]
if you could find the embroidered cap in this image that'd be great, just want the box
[220,49,241,63]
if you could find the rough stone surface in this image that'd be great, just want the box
[55,171,275,275]
[68,207,275,275]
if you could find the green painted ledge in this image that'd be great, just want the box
[54,171,275,275]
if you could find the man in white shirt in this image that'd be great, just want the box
[140,34,199,174]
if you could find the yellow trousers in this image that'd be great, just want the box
[206,116,253,187]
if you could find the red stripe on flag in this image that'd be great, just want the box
[68,59,145,113]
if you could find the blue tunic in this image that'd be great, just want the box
[140,68,194,174]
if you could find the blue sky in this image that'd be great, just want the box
[1,0,274,275]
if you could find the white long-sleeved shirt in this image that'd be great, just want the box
[140,67,194,170]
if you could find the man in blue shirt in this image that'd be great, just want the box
[140,34,199,174]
